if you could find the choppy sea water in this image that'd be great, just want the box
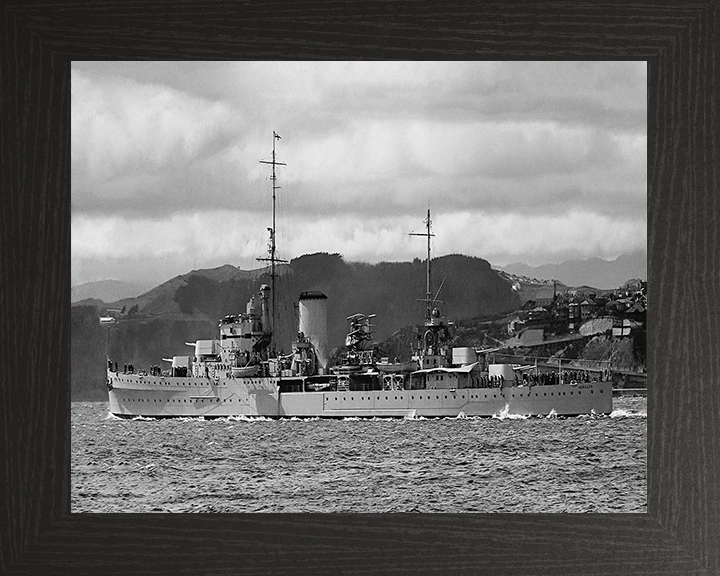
[72,397,646,513]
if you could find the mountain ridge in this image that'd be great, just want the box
[71,279,152,303]
[501,250,646,289]
[73,251,646,303]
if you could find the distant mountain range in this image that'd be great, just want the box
[71,279,152,303]
[501,250,646,289]
[71,265,288,304]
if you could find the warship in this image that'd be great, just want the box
[106,134,613,418]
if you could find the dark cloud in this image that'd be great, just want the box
[71,62,646,286]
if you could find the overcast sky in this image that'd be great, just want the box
[71,61,646,287]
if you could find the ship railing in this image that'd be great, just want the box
[489,352,611,372]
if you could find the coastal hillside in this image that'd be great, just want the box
[71,253,520,399]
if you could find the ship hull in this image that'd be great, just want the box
[107,372,612,418]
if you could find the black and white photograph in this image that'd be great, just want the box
[71,61,647,513]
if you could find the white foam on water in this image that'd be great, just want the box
[545,409,558,419]
[492,404,529,420]
[224,415,260,422]
[455,412,468,420]
[104,412,123,420]
[610,409,647,419]
[404,413,428,421]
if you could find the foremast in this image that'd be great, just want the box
[257,131,287,355]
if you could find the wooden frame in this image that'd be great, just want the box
[1,2,717,573]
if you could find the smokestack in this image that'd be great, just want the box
[298,291,329,370]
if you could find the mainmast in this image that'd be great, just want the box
[257,131,287,353]
[409,208,435,323]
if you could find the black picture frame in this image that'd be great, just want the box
[2,2,717,574]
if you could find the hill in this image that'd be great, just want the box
[71,253,520,399]
[502,250,646,289]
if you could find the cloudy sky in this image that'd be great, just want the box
[71,61,646,287]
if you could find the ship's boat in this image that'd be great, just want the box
[231,365,260,377]
[376,359,419,373]
[106,135,613,418]
[331,365,364,374]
